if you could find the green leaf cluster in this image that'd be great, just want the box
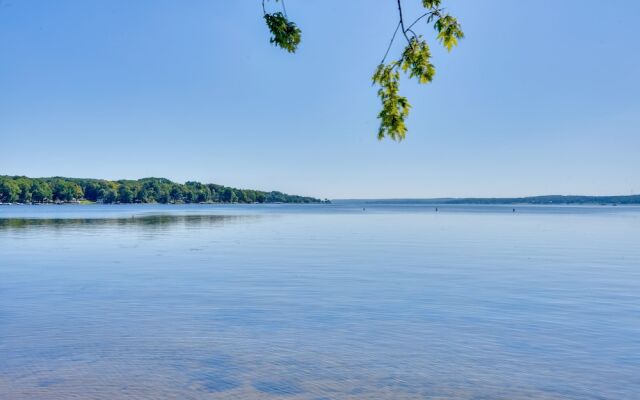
[372,63,410,141]
[264,12,301,53]
[434,14,464,52]
[371,1,463,141]
[372,36,435,141]
[400,37,435,84]
[422,0,441,8]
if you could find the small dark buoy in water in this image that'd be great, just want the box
[363,207,365,211]
[512,208,516,212]
[435,207,438,212]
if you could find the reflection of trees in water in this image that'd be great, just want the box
[0,215,257,231]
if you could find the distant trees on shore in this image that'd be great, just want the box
[0,176,324,204]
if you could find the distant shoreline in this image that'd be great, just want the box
[0,175,328,205]
[0,201,326,206]
[3,198,640,206]
[337,195,640,206]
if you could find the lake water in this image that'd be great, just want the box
[1,203,639,399]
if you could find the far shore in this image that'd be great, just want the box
[3,197,640,207]
[0,201,309,206]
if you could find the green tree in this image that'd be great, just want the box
[244,190,256,203]
[157,190,171,204]
[31,180,53,203]
[136,186,149,203]
[82,181,109,201]
[0,179,20,202]
[15,178,33,203]
[262,0,463,141]
[208,184,220,202]
[185,181,211,203]
[220,187,234,203]
[99,188,118,203]
[169,185,185,203]
[118,185,135,203]
[51,179,83,201]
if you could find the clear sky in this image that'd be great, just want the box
[1,0,639,199]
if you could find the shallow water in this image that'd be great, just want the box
[1,203,639,399]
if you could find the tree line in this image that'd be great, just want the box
[0,176,325,204]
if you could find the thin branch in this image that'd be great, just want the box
[380,21,401,64]
[406,12,429,31]
[406,11,433,31]
[262,0,288,17]
[396,0,411,43]
[405,7,443,31]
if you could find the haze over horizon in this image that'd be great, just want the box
[1,0,639,199]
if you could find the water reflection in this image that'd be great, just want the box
[0,214,256,231]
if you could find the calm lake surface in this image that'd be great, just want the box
[1,203,639,399]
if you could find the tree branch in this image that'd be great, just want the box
[396,0,411,43]
[406,10,436,31]
[380,21,401,64]
[262,0,288,17]
[406,12,429,31]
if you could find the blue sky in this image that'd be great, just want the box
[1,0,639,199]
